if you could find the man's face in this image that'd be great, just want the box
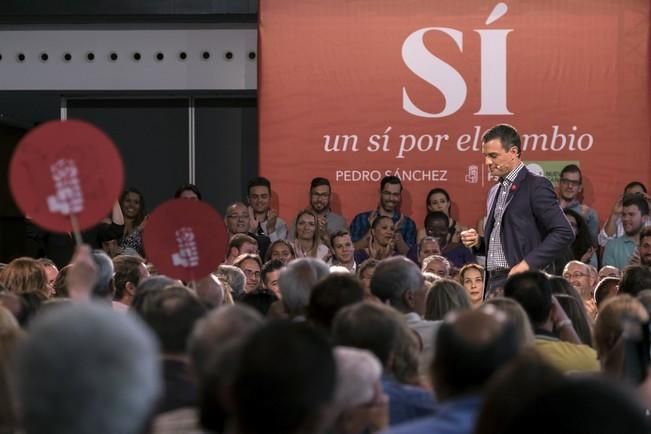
[640,236,651,266]
[248,186,271,214]
[380,183,401,213]
[559,171,582,201]
[263,269,281,297]
[310,185,331,213]
[239,242,258,256]
[424,259,448,278]
[621,204,646,236]
[271,243,293,265]
[226,204,250,234]
[418,239,441,263]
[563,262,595,298]
[179,189,199,200]
[482,139,519,178]
[332,234,354,264]
[598,266,621,279]
[239,259,261,292]
[426,219,449,248]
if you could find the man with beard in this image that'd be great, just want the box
[289,177,347,246]
[603,193,650,269]
[350,176,416,255]
[639,227,651,266]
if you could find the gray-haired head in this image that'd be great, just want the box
[217,265,247,299]
[370,256,424,313]
[331,346,383,419]
[16,303,161,434]
[279,257,330,318]
[91,250,114,300]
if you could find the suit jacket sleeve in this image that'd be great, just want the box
[523,177,574,270]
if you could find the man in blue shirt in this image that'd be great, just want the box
[603,193,650,269]
[386,308,521,434]
[350,176,417,255]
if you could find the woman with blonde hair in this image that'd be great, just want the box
[0,257,49,297]
[291,209,330,261]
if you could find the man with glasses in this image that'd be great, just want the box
[350,176,416,254]
[289,177,347,246]
[558,164,599,243]
[562,260,597,318]
[224,202,270,259]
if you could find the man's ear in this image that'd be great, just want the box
[125,281,137,297]
[402,289,415,310]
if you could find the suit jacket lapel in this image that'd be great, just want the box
[504,167,528,210]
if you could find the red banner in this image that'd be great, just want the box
[259,0,650,230]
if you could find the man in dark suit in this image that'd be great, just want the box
[461,124,573,296]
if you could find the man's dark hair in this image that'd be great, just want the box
[307,274,364,331]
[332,302,399,367]
[247,176,272,195]
[137,286,207,354]
[482,124,521,156]
[112,255,145,300]
[370,256,423,312]
[622,192,649,216]
[625,181,647,193]
[563,208,592,261]
[619,265,651,297]
[239,289,279,317]
[641,227,651,244]
[433,309,519,399]
[229,233,257,251]
[424,210,450,228]
[503,271,552,326]
[174,183,202,200]
[232,321,335,434]
[559,164,582,184]
[261,259,284,288]
[380,175,402,192]
[501,377,650,434]
[310,177,331,190]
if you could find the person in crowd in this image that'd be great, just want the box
[0,257,49,297]
[417,188,469,244]
[233,253,263,294]
[189,305,264,434]
[265,239,296,264]
[36,258,58,296]
[424,279,472,321]
[459,263,485,307]
[231,321,335,434]
[246,176,288,242]
[89,250,115,303]
[224,202,271,259]
[549,276,594,346]
[599,181,650,247]
[473,350,566,434]
[461,125,574,296]
[136,286,207,415]
[593,295,649,381]
[421,254,451,278]
[370,256,438,375]
[330,230,357,272]
[594,276,620,310]
[619,265,651,297]
[637,226,651,266]
[193,273,226,310]
[409,236,441,268]
[174,183,202,200]
[330,347,389,434]
[562,260,597,318]
[52,264,71,298]
[112,254,149,312]
[278,257,329,320]
[482,297,535,348]
[350,176,416,255]
[332,302,435,426]
[260,258,284,298]
[387,308,521,434]
[603,193,650,269]
[119,188,147,257]
[354,216,398,263]
[307,273,364,332]
[239,289,279,317]
[16,303,160,434]
[503,271,599,373]
[0,305,23,432]
[599,264,621,279]
[289,177,348,246]
[557,164,599,243]
[224,233,258,265]
[291,209,330,261]
[357,258,379,300]
[216,264,247,300]
[563,208,597,266]
[422,211,475,269]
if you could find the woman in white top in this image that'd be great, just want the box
[291,209,331,262]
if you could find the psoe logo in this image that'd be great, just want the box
[465,165,479,184]
[402,3,512,118]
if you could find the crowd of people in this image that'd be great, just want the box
[1,124,651,434]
